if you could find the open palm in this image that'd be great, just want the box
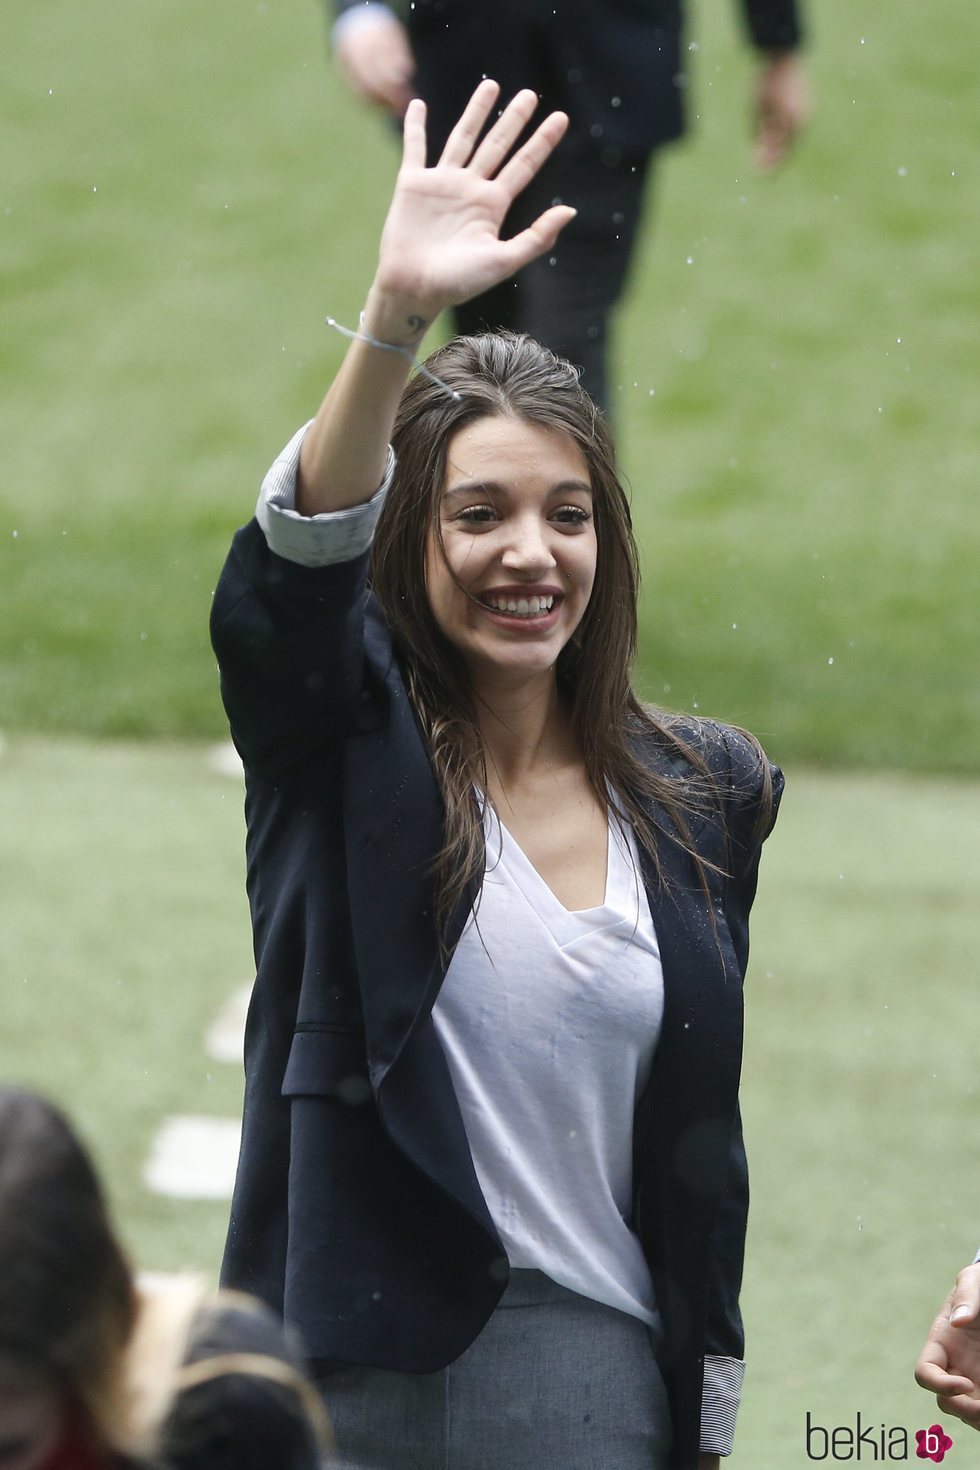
[375,81,576,315]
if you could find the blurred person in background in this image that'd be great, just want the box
[915,1258,980,1431]
[0,1086,331,1470]
[211,81,781,1470]
[328,0,808,409]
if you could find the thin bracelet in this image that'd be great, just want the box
[325,313,461,401]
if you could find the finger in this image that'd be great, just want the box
[494,110,570,198]
[467,88,539,177]
[951,1269,980,1324]
[438,79,501,168]
[401,97,428,169]
[496,204,577,276]
[917,1362,976,1395]
[937,1392,980,1427]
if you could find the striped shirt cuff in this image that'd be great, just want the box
[255,421,393,567]
[700,1355,744,1457]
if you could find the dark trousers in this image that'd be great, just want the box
[408,1,654,411]
[450,140,652,411]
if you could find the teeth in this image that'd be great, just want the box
[484,595,554,618]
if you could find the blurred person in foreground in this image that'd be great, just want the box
[329,0,809,409]
[915,1258,980,1431]
[0,1085,331,1470]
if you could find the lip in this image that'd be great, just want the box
[470,587,564,633]
[476,584,564,601]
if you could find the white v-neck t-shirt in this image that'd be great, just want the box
[431,802,665,1332]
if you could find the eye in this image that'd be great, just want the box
[452,505,498,526]
[552,505,592,526]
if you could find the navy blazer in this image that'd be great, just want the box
[332,0,803,158]
[211,520,782,1470]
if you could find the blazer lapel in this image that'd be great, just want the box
[633,770,745,1123]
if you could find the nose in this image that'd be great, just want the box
[499,515,557,576]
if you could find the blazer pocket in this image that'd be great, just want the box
[281,1027,371,1107]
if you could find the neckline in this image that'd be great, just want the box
[485,804,632,921]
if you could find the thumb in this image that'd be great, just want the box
[951,1268,980,1326]
[501,204,578,274]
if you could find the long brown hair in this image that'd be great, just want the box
[371,332,770,942]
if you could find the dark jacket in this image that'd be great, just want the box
[332,0,803,157]
[211,521,782,1470]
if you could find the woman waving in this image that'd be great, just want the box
[212,79,781,1470]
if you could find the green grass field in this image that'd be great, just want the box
[2,0,979,768]
[2,0,979,1463]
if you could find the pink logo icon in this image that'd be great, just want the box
[915,1424,953,1462]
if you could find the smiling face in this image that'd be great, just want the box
[424,414,597,690]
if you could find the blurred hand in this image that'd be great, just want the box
[915,1263,980,1430]
[373,81,576,318]
[334,11,415,117]
[753,51,810,170]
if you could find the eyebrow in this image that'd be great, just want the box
[441,479,593,501]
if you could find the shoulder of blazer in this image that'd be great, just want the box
[627,712,783,882]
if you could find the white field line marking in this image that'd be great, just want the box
[206,983,251,1064]
[144,1115,241,1199]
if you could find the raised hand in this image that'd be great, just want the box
[373,80,576,322]
[299,80,575,517]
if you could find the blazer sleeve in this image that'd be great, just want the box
[701,729,784,1446]
[210,519,372,778]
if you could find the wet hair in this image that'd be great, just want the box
[371,332,771,942]
[0,1085,137,1443]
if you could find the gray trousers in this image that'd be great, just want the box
[318,1270,672,1470]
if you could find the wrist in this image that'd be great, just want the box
[363,281,438,348]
